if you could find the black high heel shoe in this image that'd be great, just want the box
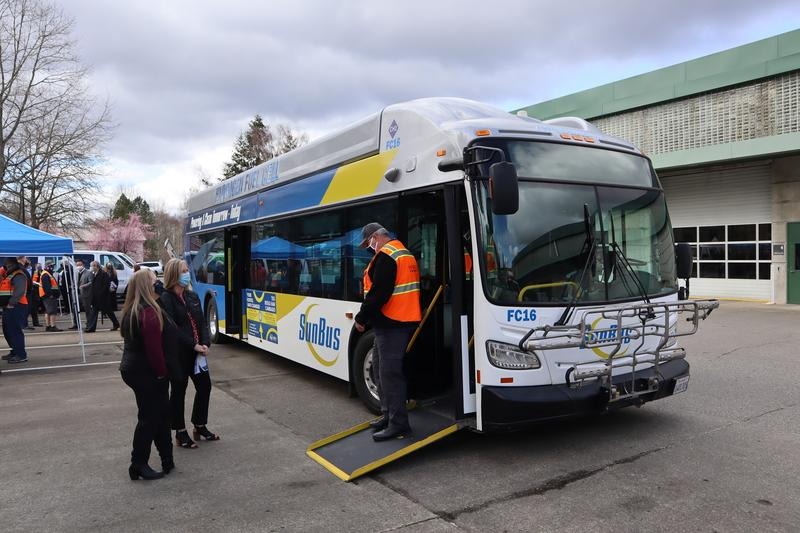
[175,430,197,449]
[193,426,220,441]
[161,457,175,475]
[128,464,164,481]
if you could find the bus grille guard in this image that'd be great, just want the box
[520,300,719,404]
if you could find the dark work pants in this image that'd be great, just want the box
[168,355,212,430]
[373,327,414,430]
[67,295,79,327]
[121,370,172,467]
[27,296,40,326]
[2,304,28,357]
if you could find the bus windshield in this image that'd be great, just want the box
[473,145,677,305]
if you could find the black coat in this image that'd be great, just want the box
[158,289,210,364]
[107,272,119,311]
[90,269,111,307]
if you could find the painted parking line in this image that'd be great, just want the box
[16,341,123,350]
[1,361,122,373]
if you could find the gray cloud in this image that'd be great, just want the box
[60,1,799,180]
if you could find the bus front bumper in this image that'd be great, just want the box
[481,359,689,432]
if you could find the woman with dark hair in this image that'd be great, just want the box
[159,258,218,449]
[119,269,174,480]
[105,262,119,313]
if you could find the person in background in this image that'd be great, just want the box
[40,262,62,332]
[2,257,30,364]
[119,269,174,481]
[17,257,36,331]
[353,223,422,441]
[77,260,94,329]
[28,262,43,329]
[86,261,119,332]
[105,262,120,314]
[60,259,80,330]
[159,258,217,449]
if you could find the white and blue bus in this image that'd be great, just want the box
[183,98,716,432]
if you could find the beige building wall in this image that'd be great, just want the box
[771,155,800,304]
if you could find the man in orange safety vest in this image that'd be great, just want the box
[354,222,421,441]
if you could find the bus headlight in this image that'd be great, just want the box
[486,341,541,370]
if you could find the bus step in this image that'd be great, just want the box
[306,408,462,482]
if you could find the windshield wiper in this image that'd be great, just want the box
[555,204,595,326]
[607,211,656,319]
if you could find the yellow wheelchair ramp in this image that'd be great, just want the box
[307,408,461,482]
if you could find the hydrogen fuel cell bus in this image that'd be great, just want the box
[184,98,716,448]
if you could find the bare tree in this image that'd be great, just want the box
[0,0,112,228]
[150,209,184,263]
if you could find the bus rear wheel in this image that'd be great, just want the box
[353,330,381,414]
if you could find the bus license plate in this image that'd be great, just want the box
[673,375,690,395]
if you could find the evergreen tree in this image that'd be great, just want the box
[110,193,155,226]
[221,115,308,180]
[109,193,157,256]
[110,193,134,220]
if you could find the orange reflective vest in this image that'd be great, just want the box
[363,239,422,322]
[0,270,29,305]
[463,249,473,280]
[38,271,57,298]
[486,242,498,280]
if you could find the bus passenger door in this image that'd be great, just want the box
[445,184,476,420]
[403,190,447,400]
[225,226,250,339]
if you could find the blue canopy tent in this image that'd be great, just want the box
[251,236,307,259]
[0,214,74,255]
[0,214,87,366]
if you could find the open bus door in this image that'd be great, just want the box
[307,186,471,481]
[224,226,250,339]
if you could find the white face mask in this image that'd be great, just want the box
[369,236,378,252]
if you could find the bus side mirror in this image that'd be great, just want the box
[489,162,519,215]
[675,243,693,279]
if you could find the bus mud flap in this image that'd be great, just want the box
[306,408,462,482]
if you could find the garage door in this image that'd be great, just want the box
[660,163,772,300]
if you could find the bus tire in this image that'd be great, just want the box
[206,298,226,344]
[353,330,381,414]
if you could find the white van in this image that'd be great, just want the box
[30,250,137,296]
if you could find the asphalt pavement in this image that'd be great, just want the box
[1,302,798,532]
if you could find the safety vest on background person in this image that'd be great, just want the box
[0,270,28,305]
[485,241,498,280]
[38,271,58,298]
[363,239,422,322]
[463,248,473,281]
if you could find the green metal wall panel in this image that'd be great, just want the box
[516,29,800,121]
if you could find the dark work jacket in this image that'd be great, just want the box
[355,251,414,329]
[158,289,210,368]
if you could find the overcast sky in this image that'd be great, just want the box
[61,0,800,214]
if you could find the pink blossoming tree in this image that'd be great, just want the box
[89,214,153,261]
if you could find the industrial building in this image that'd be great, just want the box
[517,29,800,303]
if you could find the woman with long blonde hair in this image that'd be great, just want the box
[159,258,217,449]
[119,269,174,480]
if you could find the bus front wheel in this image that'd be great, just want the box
[353,330,381,414]
[206,298,221,344]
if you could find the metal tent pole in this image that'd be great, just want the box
[66,255,87,364]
